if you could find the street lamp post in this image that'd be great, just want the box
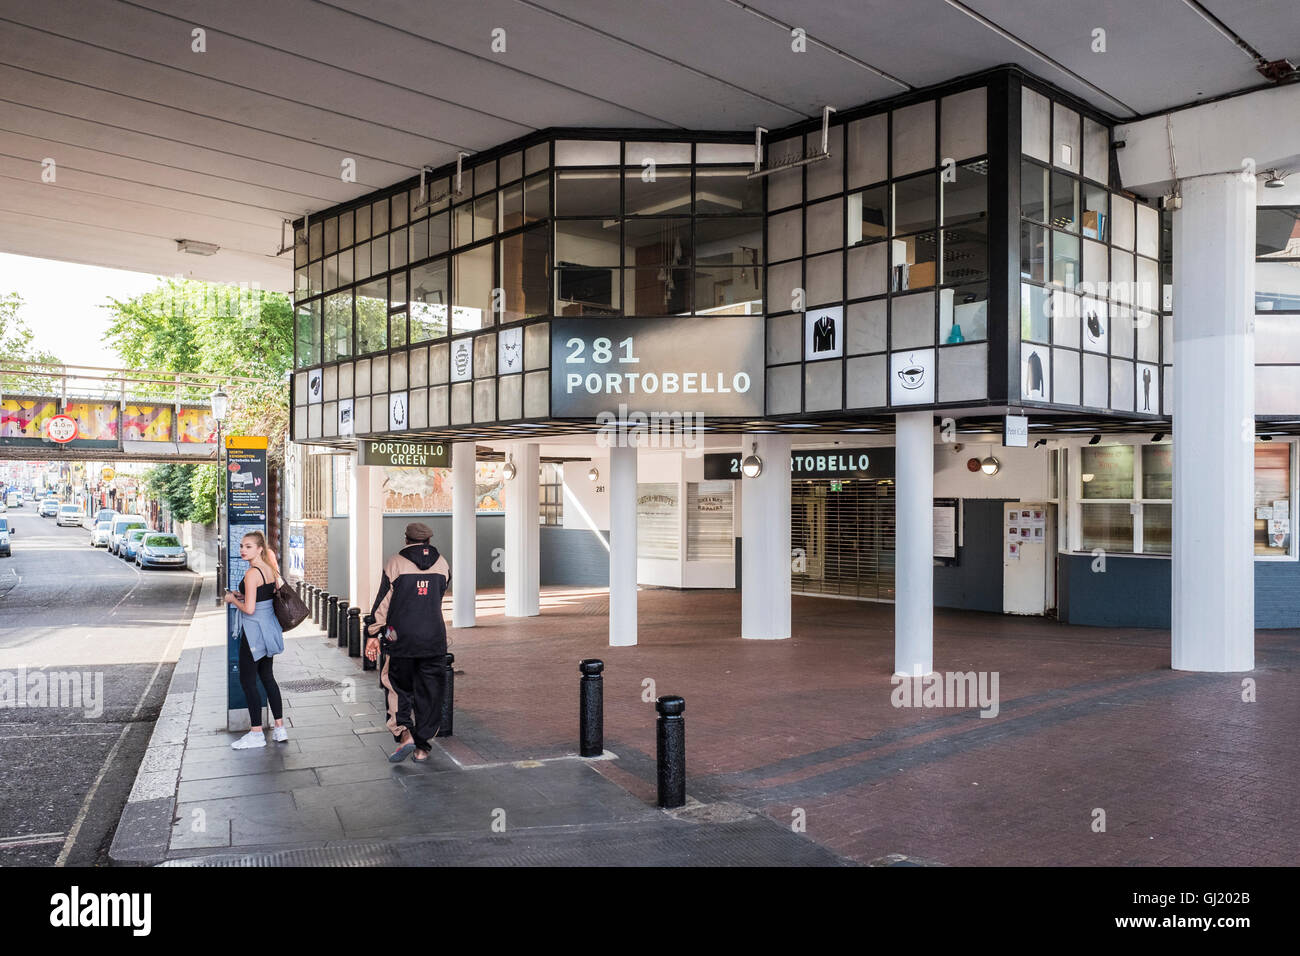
[211,386,229,605]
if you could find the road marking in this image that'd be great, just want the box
[0,832,66,849]
[54,573,200,867]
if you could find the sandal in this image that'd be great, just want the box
[413,749,430,762]
[388,742,416,763]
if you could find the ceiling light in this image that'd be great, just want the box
[980,456,1000,476]
[741,442,763,479]
[177,239,220,256]
[1263,169,1288,189]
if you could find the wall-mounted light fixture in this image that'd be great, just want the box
[1033,438,1048,448]
[503,456,517,481]
[741,442,763,478]
[1082,473,1095,483]
[980,456,1001,476]
[1152,432,1165,442]
[587,467,599,481]
[1088,434,1102,445]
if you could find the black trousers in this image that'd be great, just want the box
[238,631,283,728]
[381,654,444,750]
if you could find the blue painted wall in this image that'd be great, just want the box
[1058,553,1300,629]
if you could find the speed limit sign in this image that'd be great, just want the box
[47,415,79,443]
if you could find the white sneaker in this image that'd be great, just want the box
[271,726,288,742]
[231,730,266,750]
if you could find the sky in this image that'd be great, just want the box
[0,253,163,368]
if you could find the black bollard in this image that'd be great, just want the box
[362,614,376,672]
[579,659,604,757]
[337,601,350,647]
[347,606,361,657]
[656,696,686,809]
[312,586,322,625]
[328,595,339,645]
[439,653,455,737]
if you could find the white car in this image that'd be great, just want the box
[57,504,85,527]
[90,520,112,548]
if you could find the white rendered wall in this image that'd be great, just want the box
[895,412,934,676]
[740,434,793,640]
[451,441,476,628]
[609,443,638,646]
[503,442,540,617]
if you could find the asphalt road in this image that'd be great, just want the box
[0,508,201,866]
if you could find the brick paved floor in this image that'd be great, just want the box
[446,587,1300,866]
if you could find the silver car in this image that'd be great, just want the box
[90,520,112,548]
[137,533,188,570]
[57,504,85,527]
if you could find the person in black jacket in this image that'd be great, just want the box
[365,522,451,763]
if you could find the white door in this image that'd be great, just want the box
[1003,502,1048,615]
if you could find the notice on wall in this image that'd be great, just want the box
[933,504,956,559]
[1256,506,1273,520]
[1007,540,1020,560]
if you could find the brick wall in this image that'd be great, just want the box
[292,519,330,588]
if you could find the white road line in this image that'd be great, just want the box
[53,573,200,867]
[0,832,66,848]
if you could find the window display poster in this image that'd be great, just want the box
[1007,540,1020,560]
[933,503,956,559]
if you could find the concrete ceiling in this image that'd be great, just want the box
[0,0,1295,291]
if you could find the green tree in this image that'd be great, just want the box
[0,292,63,392]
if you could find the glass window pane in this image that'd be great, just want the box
[390,310,407,349]
[556,219,619,267]
[355,204,371,242]
[1021,282,1050,342]
[295,268,309,299]
[499,151,523,184]
[308,220,322,261]
[525,142,549,175]
[893,173,936,236]
[323,254,339,291]
[695,167,762,215]
[848,185,889,245]
[391,195,407,228]
[324,291,353,362]
[892,99,935,177]
[1081,445,1134,498]
[941,283,987,343]
[1053,231,1080,288]
[554,140,619,166]
[429,212,449,257]
[295,301,321,368]
[626,168,690,216]
[452,245,494,331]
[1083,117,1109,185]
[410,259,449,343]
[1021,160,1049,222]
[894,234,937,291]
[499,182,523,231]
[1142,444,1172,498]
[1021,222,1047,282]
[409,217,429,262]
[499,228,550,322]
[1255,443,1292,553]
[556,264,618,316]
[1083,185,1108,241]
[294,227,307,268]
[372,199,389,236]
[475,162,496,196]
[1257,207,1300,258]
[390,271,407,309]
[356,279,387,354]
[390,227,407,268]
[695,217,763,267]
[625,267,691,316]
[324,217,338,256]
[1142,503,1171,554]
[1051,172,1079,232]
[309,260,323,296]
[624,218,690,268]
[474,194,497,240]
[1256,261,1300,311]
[1081,502,1132,551]
[339,210,354,249]
[625,141,692,165]
[338,247,353,286]
[524,173,550,223]
[371,232,389,275]
[556,170,619,216]
[453,203,473,248]
[695,266,762,314]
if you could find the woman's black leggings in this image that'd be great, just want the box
[238,631,283,727]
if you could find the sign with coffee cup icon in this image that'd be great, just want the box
[890,349,935,405]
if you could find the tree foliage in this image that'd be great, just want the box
[0,292,64,392]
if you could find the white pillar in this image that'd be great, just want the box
[451,441,477,628]
[894,412,933,676]
[349,457,386,616]
[1171,173,1255,672]
[741,434,792,640]
[609,442,638,646]
[504,442,540,617]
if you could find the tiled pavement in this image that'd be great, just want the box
[113,586,1300,866]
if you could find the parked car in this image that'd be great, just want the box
[137,533,188,570]
[57,504,85,527]
[38,497,60,517]
[5,491,20,508]
[121,528,150,562]
[0,517,11,557]
[90,520,113,548]
[109,515,148,555]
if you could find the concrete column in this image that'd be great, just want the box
[503,442,540,617]
[1171,173,1255,671]
[348,457,386,616]
[894,412,933,676]
[451,441,477,628]
[608,442,637,646]
[741,434,792,640]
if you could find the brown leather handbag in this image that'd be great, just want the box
[272,578,310,631]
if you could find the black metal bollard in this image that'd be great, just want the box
[439,653,455,737]
[656,696,686,809]
[337,601,350,647]
[579,659,604,757]
[312,586,322,625]
[347,606,361,657]
[362,614,376,672]
[327,595,339,645]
